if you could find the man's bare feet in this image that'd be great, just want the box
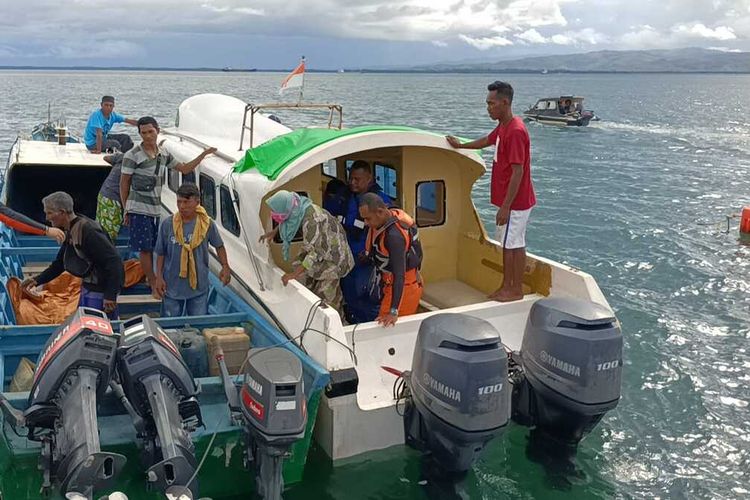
[488,287,506,299]
[492,289,524,302]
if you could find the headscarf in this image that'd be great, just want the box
[266,190,313,261]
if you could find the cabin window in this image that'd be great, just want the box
[375,162,398,201]
[168,167,180,193]
[199,174,216,219]
[272,191,308,243]
[415,180,445,227]
[321,159,338,178]
[220,185,241,236]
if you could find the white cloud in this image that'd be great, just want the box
[672,23,736,41]
[516,27,607,45]
[459,34,514,50]
[620,25,665,48]
[200,3,265,15]
[0,0,576,47]
[1,0,750,64]
[708,46,742,52]
[620,21,740,49]
[517,29,547,44]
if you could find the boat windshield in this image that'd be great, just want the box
[534,100,557,110]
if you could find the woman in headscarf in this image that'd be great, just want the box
[260,190,354,316]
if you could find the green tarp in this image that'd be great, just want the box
[233,125,430,180]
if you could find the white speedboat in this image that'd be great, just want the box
[2,93,623,472]
[159,94,622,463]
[523,96,597,126]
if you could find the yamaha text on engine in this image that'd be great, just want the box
[510,297,623,450]
[217,345,306,500]
[401,314,511,474]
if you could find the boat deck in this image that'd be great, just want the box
[12,139,110,167]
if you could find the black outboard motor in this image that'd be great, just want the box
[403,313,510,473]
[24,307,125,499]
[116,315,203,499]
[511,297,622,444]
[217,345,306,500]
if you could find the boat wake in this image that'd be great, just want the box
[588,120,750,153]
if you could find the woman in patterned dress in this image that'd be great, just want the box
[260,190,354,316]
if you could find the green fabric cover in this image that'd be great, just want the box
[233,125,434,179]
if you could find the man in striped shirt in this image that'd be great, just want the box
[120,116,216,293]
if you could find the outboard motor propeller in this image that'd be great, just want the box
[402,313,510,473]
[116,315,203,499]
[24,307,125,499]
[216,345,306,500]
[510,297,623,445]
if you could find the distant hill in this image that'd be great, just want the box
[404,48,750,73]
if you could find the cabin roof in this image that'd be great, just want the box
[13,140,110,167]
[233,126,463,180]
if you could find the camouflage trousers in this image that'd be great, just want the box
[308,277,344,318]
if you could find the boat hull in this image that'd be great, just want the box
[523,113,593,127]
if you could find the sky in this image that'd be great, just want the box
[0,0,749,69]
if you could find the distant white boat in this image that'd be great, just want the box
[524,95,598,126]
[541,69,548,74]
[337,68,345,73]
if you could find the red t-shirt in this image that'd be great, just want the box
[487,116,536,210]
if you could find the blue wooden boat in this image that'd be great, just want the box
[0,224,329,499]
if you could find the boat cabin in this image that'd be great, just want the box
[3,140,112,223]
[528,96,584,115]
[259,142,553,315]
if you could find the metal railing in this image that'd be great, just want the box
[238,102,343,150]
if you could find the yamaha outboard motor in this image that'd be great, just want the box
[116,315,203,499]
[24,307,125,499]
[217,346,306,500]
[403,313,510,473]
[511,297,622,445]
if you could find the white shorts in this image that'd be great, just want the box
[495,208,532,249]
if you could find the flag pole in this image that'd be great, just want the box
[298,55,305,105]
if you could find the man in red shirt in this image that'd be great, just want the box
[446,80,536,302]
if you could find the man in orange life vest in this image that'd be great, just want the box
[358,193,423,327]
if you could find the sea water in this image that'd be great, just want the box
[1,71,748,499]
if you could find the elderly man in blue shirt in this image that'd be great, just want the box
[84,95,138,154]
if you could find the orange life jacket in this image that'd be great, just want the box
[365,209,419,266]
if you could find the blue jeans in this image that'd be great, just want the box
[161,293,209,317]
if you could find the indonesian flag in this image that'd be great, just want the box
[280,58,305,94]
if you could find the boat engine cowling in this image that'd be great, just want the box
[404,313,510,473]
[25,307,125,498]
[512,297,622,444]
[117,315,203,499]
[217,346,306,500]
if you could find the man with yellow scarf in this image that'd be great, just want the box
[153,183,231,316]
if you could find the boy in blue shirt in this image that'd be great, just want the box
[84,95,137,154]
